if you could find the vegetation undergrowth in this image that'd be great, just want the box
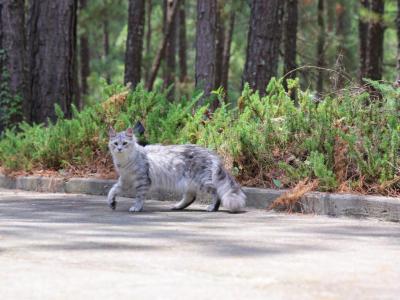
[0,79,399,196]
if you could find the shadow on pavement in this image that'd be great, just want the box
[1,194,399,257]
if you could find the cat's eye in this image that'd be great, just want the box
[114,142,118,146]
[122,142,128,146]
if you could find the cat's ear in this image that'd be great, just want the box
[133,121,145,135]
[109,126,116,138]
[125,127,134,139]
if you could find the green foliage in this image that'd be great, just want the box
[0,79,398,194]
[308,151,337,191]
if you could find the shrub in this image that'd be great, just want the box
[0,79,398,195]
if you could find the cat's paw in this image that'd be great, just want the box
[129,202,143,213]
[107,198,117,210]
[206,204,218,212]
[109,201,117,210]
[171,204,183,210]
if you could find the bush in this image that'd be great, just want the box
[0,79,399,195]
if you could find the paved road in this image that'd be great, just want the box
[0,188,399,300]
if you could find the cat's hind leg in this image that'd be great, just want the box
[206,191,221,212]
[199,182,221,212]
[172,191,196,210]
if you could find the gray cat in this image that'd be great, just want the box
[107,127,246,212]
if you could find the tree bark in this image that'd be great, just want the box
[214,0,225,89]
[195,0,217,103]
[359,0,369,81]
[316,0,325,95]
[242,0,284,95]
[0,0,26,123]
[163,0,177,100]
[283,0,298,81]
[220,10,235,93]
[178,0,187,83]
[326,0,336,32]
[103,18,111,84]
[73,1,80,110]
[79,0,90,98]
[124,0,145,89]
[396,0,400,84]
[144,0,152,82]
[27,0,77,124]
[366,0,385,81]
[146,0,180,91]
[335,0,352,88]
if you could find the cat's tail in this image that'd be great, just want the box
[214,166,246,212]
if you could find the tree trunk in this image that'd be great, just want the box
[359,0,369,81]
[283,0,298,81]
[210,0,225,110]
[163,0,177,100]
[214,0,225,89]
[0,0,26,124]
[316,0,325,95]
[220,10,235,93]
[144,0,152,82]
[366,0,385,81]
[396,0,400,84]
[326,0,336,32]
[195,0,217,104]
[146,0,180,91]
[27,0,77,124]
[335,0,352,88]
[124,0,145,89]
[242,0,284,95]
[73,1,80,110]
[178,0,187,83]
[79,0,90,98]
[103,18,111,84]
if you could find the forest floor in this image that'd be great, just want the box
[1,188,399,300]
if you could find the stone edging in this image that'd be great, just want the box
[0,174,399,222]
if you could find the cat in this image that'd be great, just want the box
[107,127,246,213]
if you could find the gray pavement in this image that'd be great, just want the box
[0,188,400,300]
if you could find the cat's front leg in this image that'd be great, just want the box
[128,179,150,213]
[129,198,144,212]
[107,182,122,210]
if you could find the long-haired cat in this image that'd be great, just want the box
[107,127,246,213]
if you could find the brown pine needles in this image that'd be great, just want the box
[269,179,319,212]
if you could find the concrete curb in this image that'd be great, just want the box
[0,174,399,222]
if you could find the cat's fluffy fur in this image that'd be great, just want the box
[107,128,246,213]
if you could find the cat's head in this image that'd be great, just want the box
[108,127,137,155]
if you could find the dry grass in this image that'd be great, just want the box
[101,91,129,119]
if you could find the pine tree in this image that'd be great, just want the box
[243,0,284,95]
[124,0,145,89]
[195,0,217,103]
[27,0,77,123]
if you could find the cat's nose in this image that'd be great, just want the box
[117,148,122,152]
